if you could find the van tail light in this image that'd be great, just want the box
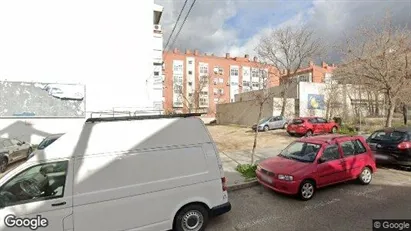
[221,177,227,191]
[397,141,411,149]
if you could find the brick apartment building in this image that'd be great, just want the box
[162,48,336,115]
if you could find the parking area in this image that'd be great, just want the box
[206,125,296,153]
[208,167,411,231]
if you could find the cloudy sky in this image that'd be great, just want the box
[155,0,411,63]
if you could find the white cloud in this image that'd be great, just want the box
[156,0,411,62]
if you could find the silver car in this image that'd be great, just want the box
[252,116,289,132]
[0,138,33,173]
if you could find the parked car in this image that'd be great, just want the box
[0,113,231,231]
[252,116,289,132]
[366,127,411,168]
[0,138,33,173]
[286,117,339,137]
[28,133,65,159]
[256,134,376,200]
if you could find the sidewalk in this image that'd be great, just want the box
[221,146,286,188]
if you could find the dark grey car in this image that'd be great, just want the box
[0,138,32,173]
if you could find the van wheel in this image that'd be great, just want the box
[174,204,209,231]
[0,157,8,173]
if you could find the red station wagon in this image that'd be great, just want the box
[256,135,377,200]
[287,117,339,137]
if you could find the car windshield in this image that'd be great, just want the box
[37,137,58,150]
[368,131,407,142]
[279,141,322,162]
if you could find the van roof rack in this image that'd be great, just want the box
[86,113,206,123]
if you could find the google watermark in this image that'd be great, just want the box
[373,219,411,231]
[4,214,48,230]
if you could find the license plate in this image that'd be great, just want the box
[261,175,272,184]
[374,154,390,160]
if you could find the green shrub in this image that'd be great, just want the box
[235,164,257,179]
[338,126,358,135]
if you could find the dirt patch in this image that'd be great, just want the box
[207,125,297,153]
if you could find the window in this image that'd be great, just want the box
[173,64,183,73]
[219,78,224,83]
[316,118,327,123]
[291,119,304,125]
[188,82,192,86]
[218,67,224,75]
[308,118,318,124]
[0,161,68,208]
[199,64,208,75]
[188,60,193,65]
[251,69,259,78]
[230,68,239,76]
[154,71,160,76]
[321,145,341,161]
[2,139,12,147]
[213,67,219,74]
[173,85,182,94]
[252,83,259,88]
[279,141,321,162]
[188,71,193,75]
[242,81,250,87]
[200,76,209,84]
[353,140,367,154]
[340,141,356,157]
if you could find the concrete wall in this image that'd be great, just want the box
[0,118,85,145]
[216,99,274,126]
[273,98,295,118]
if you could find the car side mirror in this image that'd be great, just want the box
[318,157,326,164]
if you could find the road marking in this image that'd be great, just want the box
[339,186,384,200]
[234,215,281,230]
[301,198,341,211]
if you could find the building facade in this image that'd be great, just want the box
[152,4,164,111]
[162,49,279,115]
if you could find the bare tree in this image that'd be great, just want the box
[177,75,212,113]
[321,81,342,120]
[256,26,324,116]
[336,13,411,127]
[249,64,277,164]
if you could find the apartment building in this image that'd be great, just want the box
[162,49,279,115]
[152,4,164,111]
[283,61,337,83]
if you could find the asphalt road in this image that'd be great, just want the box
[208,167,411,231]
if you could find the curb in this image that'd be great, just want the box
[227,180,258,192]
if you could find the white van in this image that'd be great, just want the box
[0,113,231,231]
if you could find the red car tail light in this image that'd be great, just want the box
[221,177,227,191]
[397,141,411,149]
